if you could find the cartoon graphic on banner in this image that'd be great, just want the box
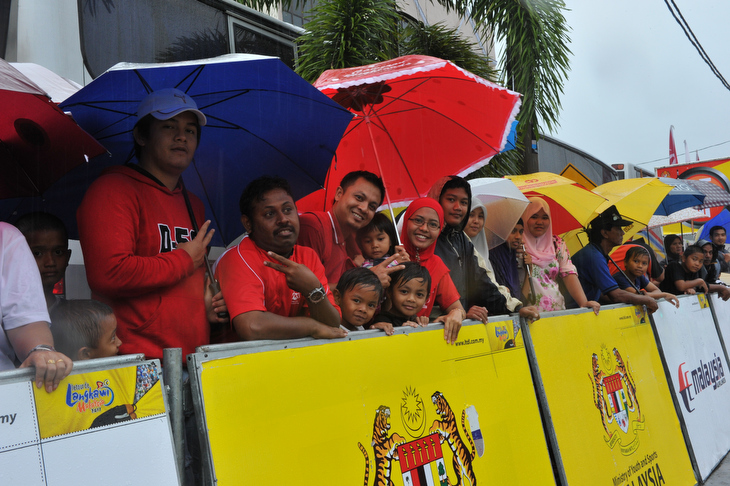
[590,346,645,454]
[359,389,479,486]
[35,362,164,438]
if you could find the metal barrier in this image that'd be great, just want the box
[0,353,180,485]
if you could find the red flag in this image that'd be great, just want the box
[669,126,678,165]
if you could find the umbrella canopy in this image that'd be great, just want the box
[649,207,707,228]
[0,58,106,199]
[593,178,673,224]
[55,54,352,246]
[697,209,730,241]
[655,178,706,215]
[679,178,730,211]
[297,55,521,212]
[505,172,607,234]
[468,177,529,249]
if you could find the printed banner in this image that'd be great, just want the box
[195,319,554,485]
[654,295,730,480]
[526,306,696,486]
[34,362,165,438]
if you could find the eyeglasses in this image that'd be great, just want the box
[409,217,440,231]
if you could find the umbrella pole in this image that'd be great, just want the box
[365,117,402,245]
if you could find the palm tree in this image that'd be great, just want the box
[455,0,572,175]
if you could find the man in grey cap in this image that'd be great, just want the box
[77,88,227,362]
[572,205,659,312]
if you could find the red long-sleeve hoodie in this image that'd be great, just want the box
[77,165,209,360]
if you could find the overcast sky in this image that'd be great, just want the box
[551,1,730,174]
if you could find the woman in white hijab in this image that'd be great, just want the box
[465,197,523,312]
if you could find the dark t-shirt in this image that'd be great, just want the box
[660,261,701,295]
[613,272,650,292]
[370,310,414,328]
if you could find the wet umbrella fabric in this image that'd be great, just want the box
[0,59,106,199]
[468,177,529,249]
[52,54,352,246]
[297,55,521,213]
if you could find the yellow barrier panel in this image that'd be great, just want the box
[193,320,554,485]
[526,306,696,486]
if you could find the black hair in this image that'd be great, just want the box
[338,171,385,206]
[15,211,68,243]
[588,219,613,244]
[438,176,472,230]
[238,176,294,222]
[683,245,703,259]
[50,299,114,359]
[625,245,649,262]
[356,212,397,256]
[388,262,431,298]
[336,267,383,301]
[515,218,524,227]
[133,113,202,160]
[710,225,726,238]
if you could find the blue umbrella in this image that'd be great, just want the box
[654,178,706,216]
[2,54,352,246]
[698,209,730,241]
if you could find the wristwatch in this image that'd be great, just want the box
[307,285,327,304]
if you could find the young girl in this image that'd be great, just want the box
[660,245,708,296]
[613,246,679,307]
[356,212,405,268]
[371,262,431,335]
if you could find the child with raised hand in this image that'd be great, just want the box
[613,246,679,307]
[50,300,122,360]
[356,212,409,269]
[333,268,386,332]
[371,262,431,335]
[660,245,708,296]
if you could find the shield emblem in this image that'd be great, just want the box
[605,373,629,433]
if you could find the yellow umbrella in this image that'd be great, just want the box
[505,172,607,234]
[561,178,673,254]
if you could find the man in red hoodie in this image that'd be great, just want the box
[77,88,225,361]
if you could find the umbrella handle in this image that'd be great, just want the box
[525,262,538,306]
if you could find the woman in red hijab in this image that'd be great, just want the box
[400,198,465,343]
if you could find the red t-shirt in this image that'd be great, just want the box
[297,211,359,284]
[215,237,335,320]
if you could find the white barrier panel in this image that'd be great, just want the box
[711,292,730,348]
[653,295,730,480]
[189,319,556,485]
[0,356,179,485]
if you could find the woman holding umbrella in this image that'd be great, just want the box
[399,198,465,344]
[521,197,600,314]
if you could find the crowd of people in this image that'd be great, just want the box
[4,87,730,393]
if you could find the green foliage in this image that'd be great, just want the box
[398,21,496,81]
[295,0,401,83]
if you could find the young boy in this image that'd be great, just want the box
[333,268,384,332]
[15,212,71,311]
[613,246,679,307]
[49,300,122,360]
[660,245,708,296]
[371,262,431,335]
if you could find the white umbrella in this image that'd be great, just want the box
[468,177,530,249]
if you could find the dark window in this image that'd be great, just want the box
[79,0,298,78]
